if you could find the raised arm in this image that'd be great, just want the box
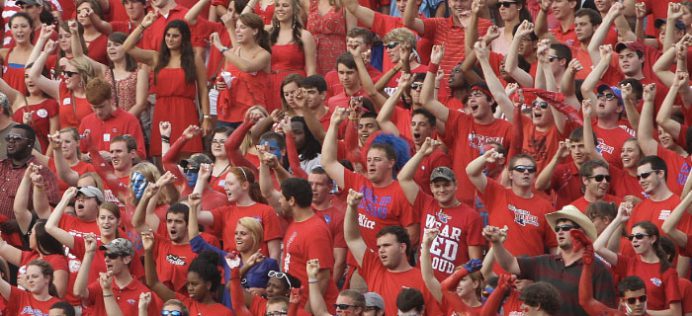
[121,12,158,67]
[560,59,583,102]
[535,141,569,191]
[534,0,552,38]
[593,202,631,266]
[376,73,411,135]
[484,225,520,275]
[440,259,483,313]
[420,46,449,122]
[141,231,176,302]
[656,71,687,139]
[185,0,211,24]
[664,3,685,52]
[620,82,641,129]
[480,274,513,316]
[475,41,514,122]
[581,99,604,161]
[573,229,617,315]
[0,77,21,107]
[398,138,437,204]
[505,21,536,88]
[100,272,124,316]
[69,20,106,74]
[637,84,659,156]
[211,32,270,73]
[226,255,252,316]
[45,188,79,249]
[588,3,624,65]
[420,228,443,302]
[13,168,34,234]
[306,259,332,316]
[73,233,97,299]
[581,44,613,103]
[352,46,387,110]
[652,44,679,88]
[662,185,692,248]
[48,133,80,186]
[401,0,425,34]
[258,149,284,212]
[320,108,348,188]
[344,189,367,267]
[191,164,215,226]
[28,40,60,100]
[466,149,502,194]
[131,184,161,232]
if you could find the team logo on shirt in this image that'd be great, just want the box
[21,307,49,315]
[127,299,137,305]
[436,210,452,224]
[467,132,505,152]
[508,204,539,227]
[166,254,186,266]
[596,138,615,155]
[658,210,672,221]
[36,109,48,118]
[650,277,662,287]
[323,214,332,224]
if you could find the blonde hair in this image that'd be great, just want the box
[68,56,99,88]
[237,217,264,251]
[240,106,269,155]
[131,161,179,205]
[383,28,417,50]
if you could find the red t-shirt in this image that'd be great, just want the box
[570,195,623,213]
[175,293,233,316]
[479,179,557,258]
[680,278,692,314]
[324,66,381,100]
[48,158,96,191]
[614,254,681,311]
[360,250,443,316]
[6,286,59,316]
[153,235,197,294]
[629,195,692,234]
[209,203,283,253]
[610,166,646,200]
[250,295,267,315]
[58,215,100,305]
[84,278,159,316]
[549,162,582,209]
[314,206,346,248]
[141,6,189,50]
[593,122,635,170]
[78,108,147,159]
[282,215,339,312]
[413,149,452,196]
[18,251,68,283]
[415,193,484,281]
[343,170,417,250]
[58,80,92,128]
[657,146,691,196]
[442,111,512,205]
[520,116,568,173]
[71,235,145,287]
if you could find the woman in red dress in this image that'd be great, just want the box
[75,0,109,65]
[0,12,34,95]
[28,40,96,129]
[211,13,271,127]
[122,14,212,157]
[303,0,352,75]
[242,0,276,25]
[265,0,316,112]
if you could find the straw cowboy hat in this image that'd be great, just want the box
[545,205,597,241]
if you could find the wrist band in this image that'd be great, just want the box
[429,63,439,74]
[308,278,319,284]
[103,294,114,298]
[161,136,171,143]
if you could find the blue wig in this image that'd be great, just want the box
[369,133,411,176]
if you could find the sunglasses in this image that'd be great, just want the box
[532,100,549,109]
[554,224,579,233]
[384,42,399,49]
[625,295,647,305]
[636,170,659,180]
[268,270,292,288]
[411,82,424,90]
[5,134,30,142]
[62,70,79,77]
[597,93,616,101]
[512,165,536,173]
[161,311,183,316]
[548,55,558,62]
[334,304,355,310]
[589,174,611,182]
[626,233,650,241]
[105,253,122,259]
[498,1,517,7]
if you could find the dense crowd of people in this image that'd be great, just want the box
[0,0,690,315]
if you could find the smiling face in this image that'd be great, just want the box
[164,27,183,50]
[358,116,379,144]
[97,208,119,238]
[621,140,641,169]
[550,0,575,20]
[636,163,663,194]
[110,140,135,172]
[430,179,457,205]
[58,26,71,52]
[210,132,228,158]
[6,127,33,159]
[234,223,255,252]
[447,0,471,18]
[583,166,610,199]
[235,20,257,44]
[657,126,675,149]
[593,0,612,13]
[455,274,480,299]
[274,0,294,22]
[60,60,82,90]
[376,233,404,269]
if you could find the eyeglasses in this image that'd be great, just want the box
[554,224,579,233]
[531,100,549,109]
[268,270,292,288]
[498,1,517,7]
[384,42,399,49]
[626,233,650,241]
[597,93,616,101]
[548,55,558,62]
[265,311,288,316]
[334,304,355,310]
[589,174,611,182]
[161,311,183,316]
[5,134,29,142]
[411,82,423,91]
[636,170,659,180]
[105,253,122,259]
[512,165,536,173]
[625,295,647,304]
[62,70,79,77]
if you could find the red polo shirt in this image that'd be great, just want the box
[78,108,146,159]
[85,278,159,316]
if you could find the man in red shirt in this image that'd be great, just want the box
[344,189,443,316]
[309,167,347,282]
[325,28,381,98]
[74,236,159,316]
[399,138,483,281]
[570,159,622,212]
[299,75,333,140]
[467,151,558,261]
[277,178,339,314]
[421,56,512,205]
[536,0,579,46]
[327,53,368,110]
[78,78,146,159]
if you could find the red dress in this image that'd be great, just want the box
[3,47,27,95]
[58,80,92,128]
[306,0,346,75]
[253,1,275,25]
[12,99,59,153]
[269,43,306,112]
[217,63,269,124]
[150,68,203,156]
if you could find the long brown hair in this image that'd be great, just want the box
[238,13,272,53]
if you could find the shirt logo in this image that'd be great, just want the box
[166,254,186,266]
[508,204,539,227]
[436,210,452,224]
[650,277,662,287]
[596,138,615,155]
